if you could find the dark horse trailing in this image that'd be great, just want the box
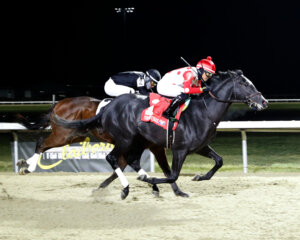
[52,70,268,199]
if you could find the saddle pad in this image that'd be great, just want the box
[141,93,185,131]
[96,98,112,115]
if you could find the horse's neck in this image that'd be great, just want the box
[205,78,234,124]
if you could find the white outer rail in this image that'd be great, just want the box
[217,121,300,173]
[1,121,300,173]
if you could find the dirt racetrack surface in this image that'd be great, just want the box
[0,172,299,240]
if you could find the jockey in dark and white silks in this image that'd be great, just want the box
[104,69,161,97]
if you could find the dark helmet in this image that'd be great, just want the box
[146,69,161,83]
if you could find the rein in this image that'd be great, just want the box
[208,89,262,104]
[207,76,262,104]
[200,73,262,128]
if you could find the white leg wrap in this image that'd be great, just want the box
[115,168,129,188]
[26,153,40,172]
[138,169,150,178]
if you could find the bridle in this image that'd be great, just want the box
[201,73,262,127]
[206,75,262,104]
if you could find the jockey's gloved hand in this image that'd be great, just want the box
[145,77,152,90]
[201,86,211,92]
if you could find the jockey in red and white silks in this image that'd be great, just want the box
[157,66,204,97]
[157,56,216,117]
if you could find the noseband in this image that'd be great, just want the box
[207,75,262,104]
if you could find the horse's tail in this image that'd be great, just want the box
[15,104,56,130]
[51,107,104,131]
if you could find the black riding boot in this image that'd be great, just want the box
[164,93,187,118]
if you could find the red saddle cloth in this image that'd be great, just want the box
[141,93,184,130]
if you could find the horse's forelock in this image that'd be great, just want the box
[235,69,243,75]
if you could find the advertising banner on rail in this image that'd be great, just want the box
[11,132,154,173]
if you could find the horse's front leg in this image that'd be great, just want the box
[147,146,189,197]
[106,148,130,200]
[124,146,160,197]
[138,149,187,186]
[193,145,223,181]
[128,156,160,198]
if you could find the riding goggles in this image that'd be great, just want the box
[204,71,213,78]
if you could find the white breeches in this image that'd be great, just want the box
[104,78,135,97]
[157,77,184,97]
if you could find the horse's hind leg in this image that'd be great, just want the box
[150,146,189,197]
[93,155,128,192]
[193,145,223,181]
[18,130,85,174]
[17,136,43,174]
[106,146,130,200]
[17,136,49,174]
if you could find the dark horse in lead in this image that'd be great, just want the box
[16,97,188,198]
[53,70,268,199]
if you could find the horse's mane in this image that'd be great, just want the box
[209,69,243,88]
[192,69,244,101]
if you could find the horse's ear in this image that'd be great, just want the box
[226,70,235,77]
[217,70,228,76]
[236,69,243,75]
[216,70,232,79]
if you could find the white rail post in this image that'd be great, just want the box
[52,94,56,105]
[149,151,155,172]
[241,130,248,173]
[12,131,19,173]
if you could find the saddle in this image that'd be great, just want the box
[141,93,190,131]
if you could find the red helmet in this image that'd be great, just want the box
[196,56,216,74]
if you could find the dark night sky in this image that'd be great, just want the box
[5,1,300,99]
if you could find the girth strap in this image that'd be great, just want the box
[166,120,175,149]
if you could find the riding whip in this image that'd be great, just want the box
[180,56,209,88]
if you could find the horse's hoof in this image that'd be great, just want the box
[137,175,153,184]
[152,184,160,197]
[19,167,30,175]
[92,187,101,195]
[137,174,147,181]
[152,190,160,198]
[121,186,129,200]
[175,191,189,198]
[192,174,206,181]
[16,159,29,168]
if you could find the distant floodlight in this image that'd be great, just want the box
[125,7,135,13]
[114,8,122,13]
[115,7,135,14]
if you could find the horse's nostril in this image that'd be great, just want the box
[262,100,268,108]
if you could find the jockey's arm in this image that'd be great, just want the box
[182,71,204,94]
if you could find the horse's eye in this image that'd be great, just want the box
[240,81,248,87]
